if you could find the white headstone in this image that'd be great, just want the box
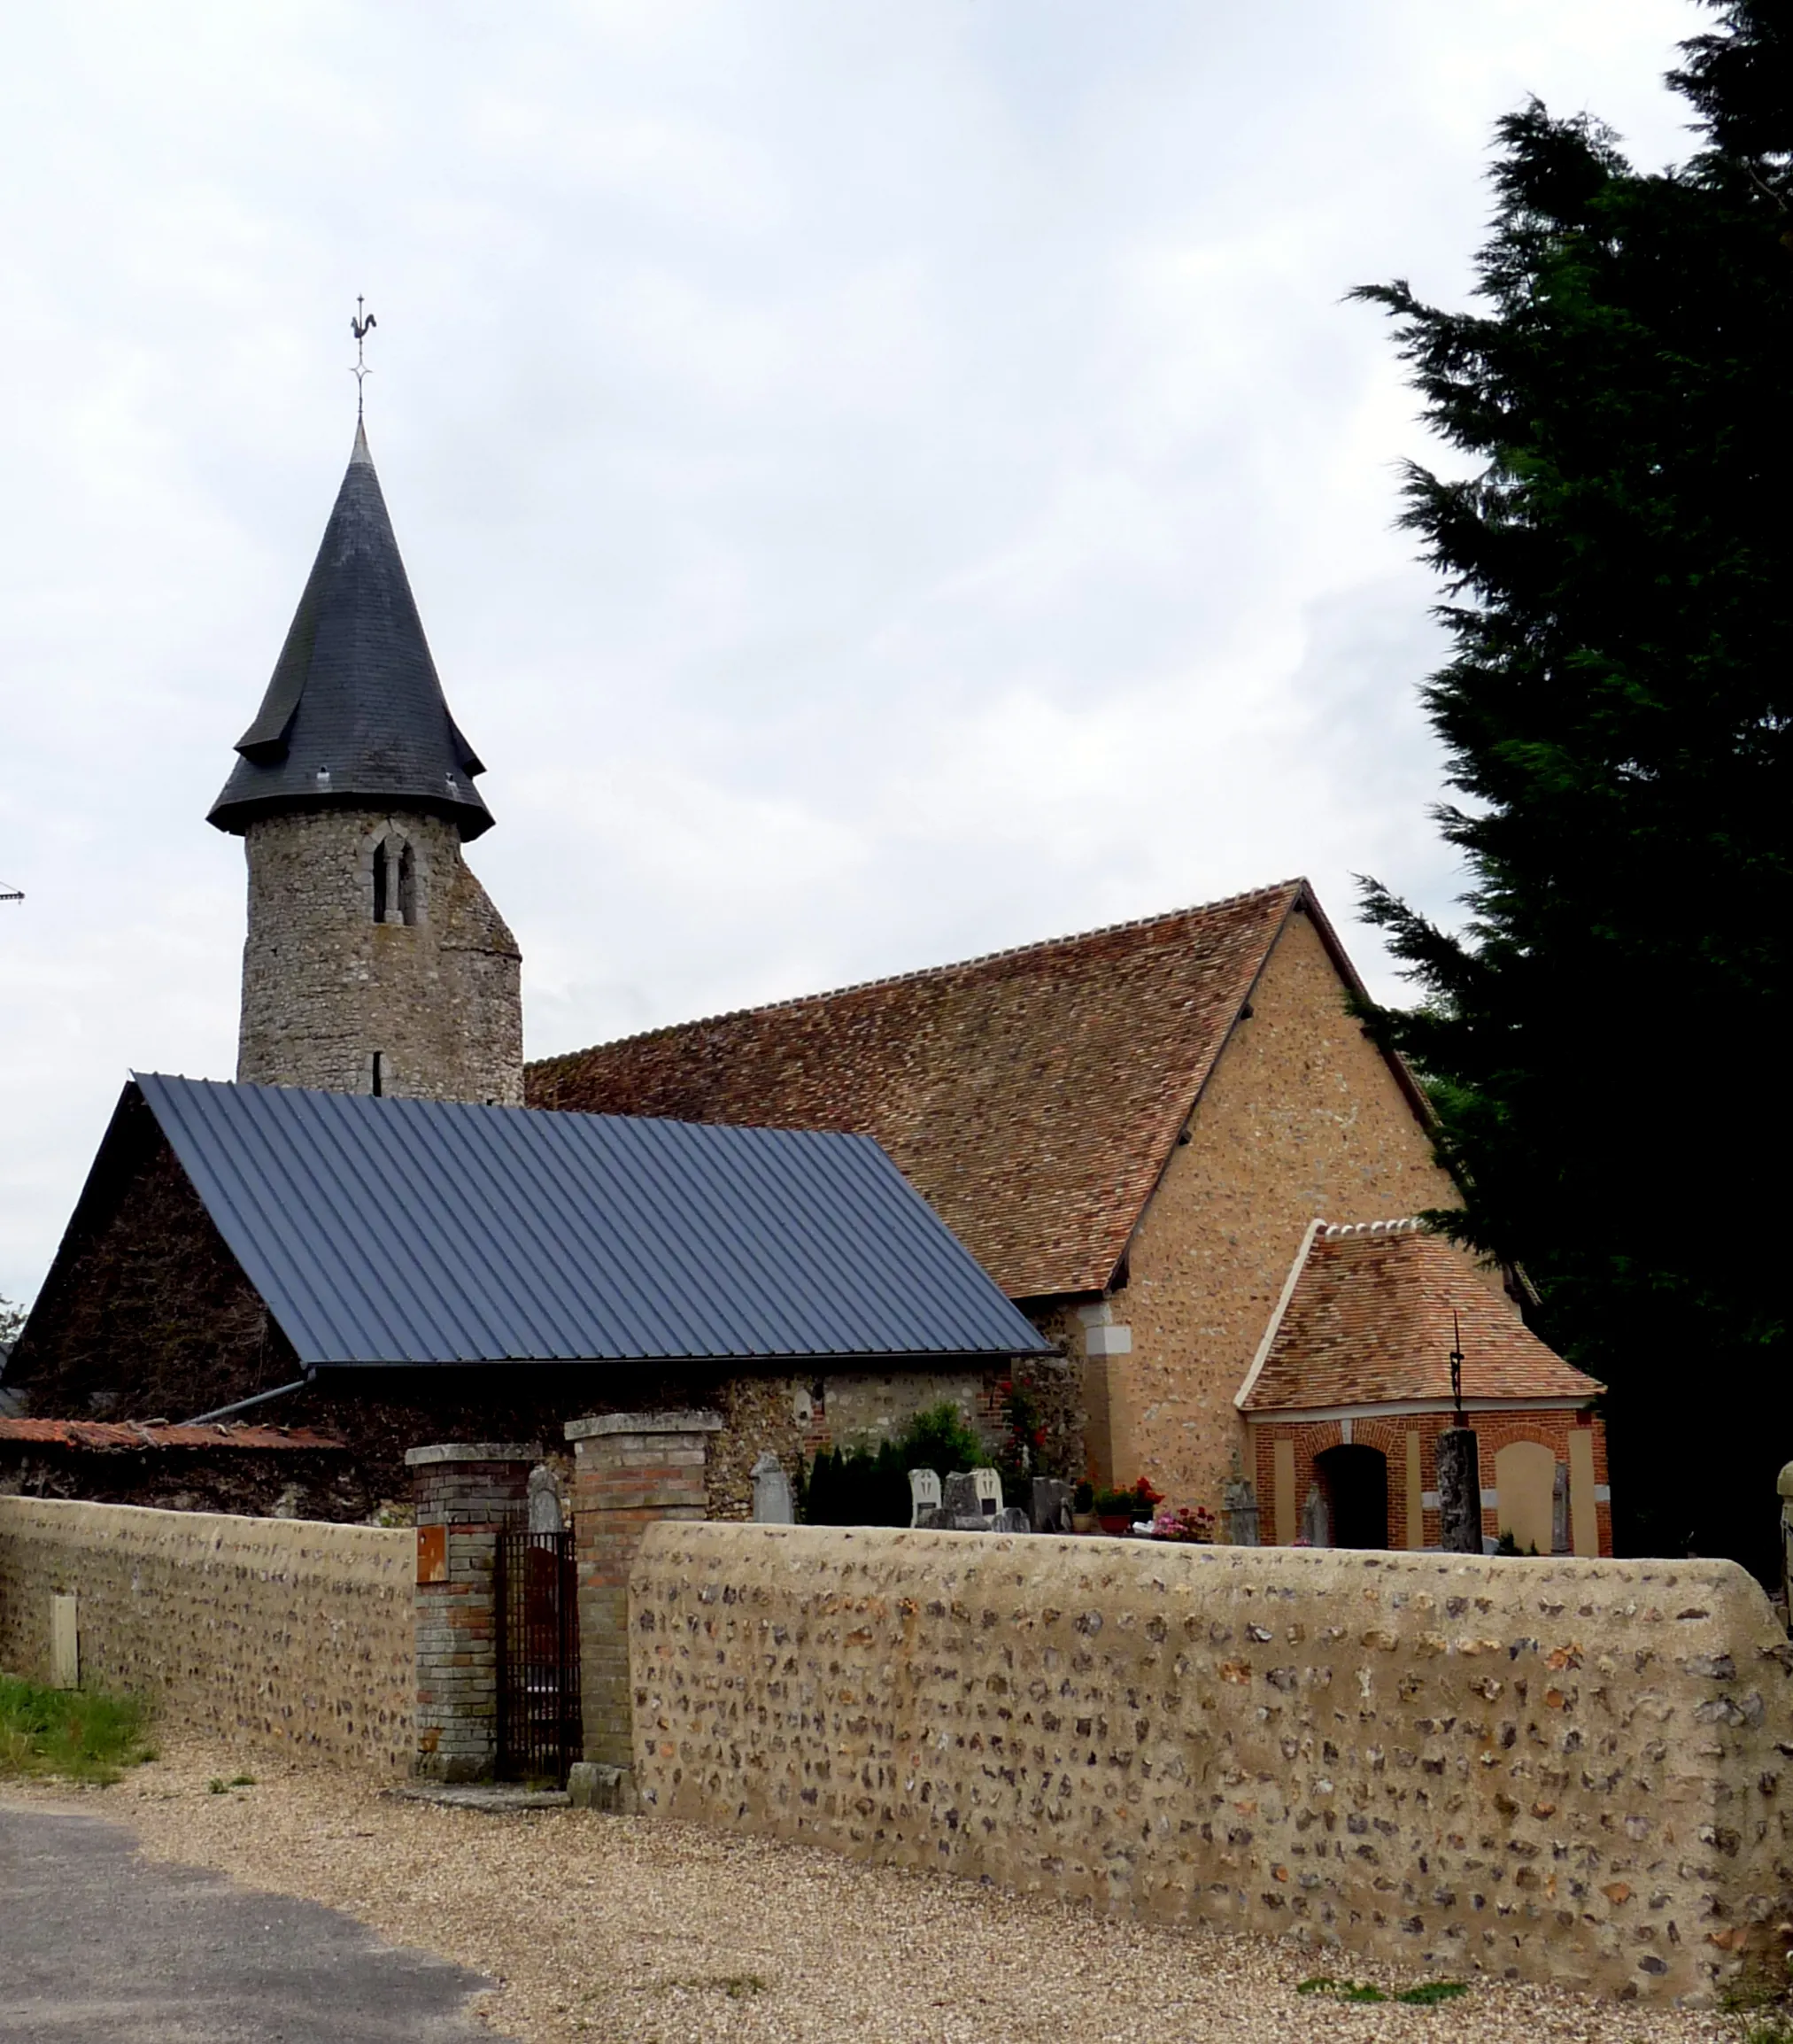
[752,1452,794,1524]
[908,1467,942,1526]
[527,1464,565,1533]
[971,1467,1003,1518]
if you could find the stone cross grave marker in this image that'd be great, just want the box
[971,1467,1002,1518]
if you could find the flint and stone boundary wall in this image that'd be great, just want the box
[0,1496,413,1774]
[631,1524,1793,2003]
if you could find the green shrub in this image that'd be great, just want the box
[800,1402,992,1525]
[0,1676,154,1785]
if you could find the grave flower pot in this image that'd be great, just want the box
[1097,1512,1132,1537]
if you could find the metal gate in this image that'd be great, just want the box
[495,1529,581,1785]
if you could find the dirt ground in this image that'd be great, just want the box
[0,1738,1753,2044]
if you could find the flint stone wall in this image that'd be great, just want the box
[631,1524,1793,2002]
[0,1497,413,1773]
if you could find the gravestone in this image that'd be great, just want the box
[752,1452,794,1524]
[1551,1461,1570,1555]
[1030,1477,1073,1535]
[993,1506,1031,1534]
[1435,1427,1482,1554]
[908,1467,942,1527]
[941,1471,980,1522]
[528,1464,565,1534]
[971,1468,1002,1518]
[1301,1483,1331,1548]
[1222,1475,1260,1547]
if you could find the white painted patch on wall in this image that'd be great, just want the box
[50,1591,78,1691]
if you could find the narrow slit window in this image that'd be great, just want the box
[370,1050,383,1097]
[372,840,389,923]
[397,842,416,925]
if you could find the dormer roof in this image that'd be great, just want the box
[207,423,494,840]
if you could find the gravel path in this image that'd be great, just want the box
[0,1739,1750,2044]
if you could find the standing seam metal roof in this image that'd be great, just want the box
[133,1075,1049,1369]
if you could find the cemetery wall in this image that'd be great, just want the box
[630,1522,1793,2003]
[0,1496,413,1773]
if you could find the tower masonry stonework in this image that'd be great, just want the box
[238,809,522,1104]
[211,421,522,1106]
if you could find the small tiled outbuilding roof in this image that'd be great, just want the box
[0,1420,345,1452]
[1236,1219,1601,1415]
[529,882,1399,1300]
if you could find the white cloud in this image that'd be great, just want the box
[0,0,1702,1298]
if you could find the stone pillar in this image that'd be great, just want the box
[406,1442,540,1782]
[565,1410,722,1791]
[1436,1427,1482,1555]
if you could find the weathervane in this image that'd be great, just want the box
[1449,1308,1465,1421]
[350,297,377,417]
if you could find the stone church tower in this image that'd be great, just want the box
[208,423,523,1105]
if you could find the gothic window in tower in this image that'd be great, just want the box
[371,837,418,926]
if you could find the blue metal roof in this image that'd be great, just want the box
[134,1075,1050,1370]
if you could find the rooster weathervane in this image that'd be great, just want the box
[351,297,376,417]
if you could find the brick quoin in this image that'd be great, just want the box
[566,1410,721,1777]
[406,1443,538,1782]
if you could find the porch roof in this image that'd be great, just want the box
[1236,1219,1601,1415]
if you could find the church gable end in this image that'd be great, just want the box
[1097,901,1460,1504]
[7,1087,292,1425]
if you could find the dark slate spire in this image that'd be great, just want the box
[208,422,494,840]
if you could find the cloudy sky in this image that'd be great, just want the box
[0,0,1698,1304]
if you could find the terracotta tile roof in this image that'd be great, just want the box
[1236,1220,1602,1414]
[0,1420,347,1452]
[529,882,1310,1299]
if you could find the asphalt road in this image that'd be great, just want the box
[0,1801,512,2042]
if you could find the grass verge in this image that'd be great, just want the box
[0,1676,154,1785]
[1297,1977,1470,2007]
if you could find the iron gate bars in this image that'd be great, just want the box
[494,1529,581,1785]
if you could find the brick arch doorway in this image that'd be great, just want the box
[1314,1443,1388,1550]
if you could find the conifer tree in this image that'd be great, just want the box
[1356,1,1793,1570]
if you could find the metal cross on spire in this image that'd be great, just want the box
[350,297,377,418]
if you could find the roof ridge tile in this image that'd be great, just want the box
[536,879,1306,1058]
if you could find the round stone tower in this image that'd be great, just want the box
[208,422,522,1106]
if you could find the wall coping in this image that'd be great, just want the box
[565,1410,724,1442]
[403,1442,543,1467]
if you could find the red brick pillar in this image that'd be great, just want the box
[406,1442,540,1782]
[565,1411,721,1786]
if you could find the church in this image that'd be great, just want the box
[5,416,1610,1551]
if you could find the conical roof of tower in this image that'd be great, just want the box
[208,422,494,840]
